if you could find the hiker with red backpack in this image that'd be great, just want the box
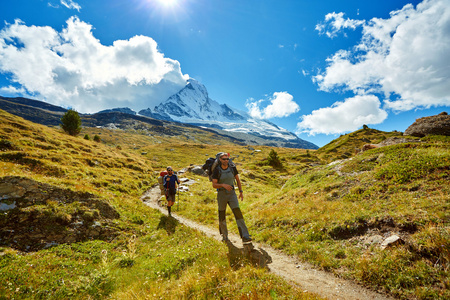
[163,166,180,216]
[210,152,252,246]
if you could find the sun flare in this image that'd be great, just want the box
[156,0,178,7]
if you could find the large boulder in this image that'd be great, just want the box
[404,112,450,137]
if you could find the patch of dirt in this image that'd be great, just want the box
[328,216,418,240]
[0,176,120,252]
[141,186,393,300]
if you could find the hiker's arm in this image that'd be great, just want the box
[212,179,233,191]
[235,174,244,201]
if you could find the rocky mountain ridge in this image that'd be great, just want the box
[137,79,317,149]
[0,95,318,149]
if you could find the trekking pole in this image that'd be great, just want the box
[177,187,180,211]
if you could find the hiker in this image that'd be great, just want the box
[211,152,252,244]
[163,166,180,216]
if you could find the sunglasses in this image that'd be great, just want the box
[220,158,229,160]
[167,169,173,171]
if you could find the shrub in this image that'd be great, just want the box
[94,135,101,142]
[84,134,90,140]
[60,109,82,136]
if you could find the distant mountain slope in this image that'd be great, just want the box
[0,94,317,149]
[0,96,287,147]
[138,79,318,149]
[0,96,67,126]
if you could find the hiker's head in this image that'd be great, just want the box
[219,153,229,163]
[167,166,173,173]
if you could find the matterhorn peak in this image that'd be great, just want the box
[139,78,318,149]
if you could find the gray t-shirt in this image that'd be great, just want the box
[212,165,238,187]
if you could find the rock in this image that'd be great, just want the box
[404,112,450,137]
[380,234,404,250]
[179,186,190,192]
[361,144,378,151]
[361,137,420,152]
[190,166,205,175]
[363,235,384,245]
[0,176,120,252]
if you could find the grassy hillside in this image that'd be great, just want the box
[315,128,404,162]
[1,108,449,299]
[175,132,450,299]
[0,109,318,299]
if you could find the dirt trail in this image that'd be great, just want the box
[141,187,392,300]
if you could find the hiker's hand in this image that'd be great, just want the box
[239,192,244,201]
[222,184,233,191]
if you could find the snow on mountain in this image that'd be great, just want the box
[139,79,318,149]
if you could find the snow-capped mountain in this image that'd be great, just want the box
[139,79,318,149]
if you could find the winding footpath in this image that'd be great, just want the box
[141,187,392,300]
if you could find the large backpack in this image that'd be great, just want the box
[202,153,235,182]
[158,171,168,195]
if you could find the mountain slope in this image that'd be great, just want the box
[139,79,318,149]
[0,97,262,146]
[0,110,309,299]
[0,95,315,148]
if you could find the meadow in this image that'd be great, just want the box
[1,109,449,299]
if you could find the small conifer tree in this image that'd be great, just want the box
[84,134,90,140]
[93,135,101,142]
[61,109,82,136]
[267,149,283,169]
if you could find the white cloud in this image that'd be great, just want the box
[0,85,27,95]
[0,17,188,113]
[297,95,387,135]
[315,12,365,38]
[313,0,450,112]
[246,92,300,119]
[60,0,81,11]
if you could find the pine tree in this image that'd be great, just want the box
[267,149,283,169]
[60,109,82,136]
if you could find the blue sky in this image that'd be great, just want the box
[1,0,449,147]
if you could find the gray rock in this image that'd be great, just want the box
[404,112,450,137]
[190,166,205,175]
[381,234,403,250]
[363,234,384,245]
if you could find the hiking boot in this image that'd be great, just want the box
[242,236,252,243]
[221,236,230,243]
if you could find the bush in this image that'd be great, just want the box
[84,134,90,140]
[93,135,101,143]
[60,109,82,136]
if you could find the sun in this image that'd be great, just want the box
[156,0,178,7]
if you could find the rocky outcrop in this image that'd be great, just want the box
[0,176,120,252]
[361,136,420,152]
[404,112,450,137]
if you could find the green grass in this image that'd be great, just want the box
[179,137,450,299]
[0,109,320,299]
[1,108,449,299]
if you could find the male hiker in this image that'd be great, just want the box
[211,152,252,245]
[163,166,180,216]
